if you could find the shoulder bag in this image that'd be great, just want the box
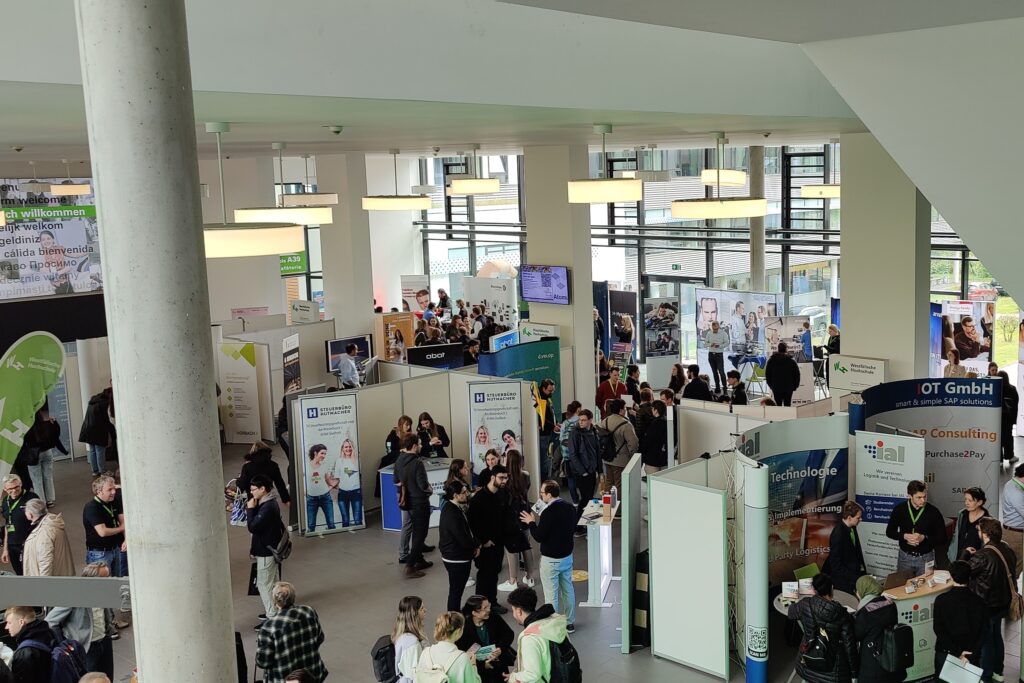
[987,543,1023,621]
[798,605,835,672]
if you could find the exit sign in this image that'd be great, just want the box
[671,264,681,271]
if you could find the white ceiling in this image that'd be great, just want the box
[498,0,1024,43]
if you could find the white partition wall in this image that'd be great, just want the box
[353,381,404,511]
[675,404,741,464]
[620,453,643,654]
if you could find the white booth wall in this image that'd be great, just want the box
[207,256,287,322]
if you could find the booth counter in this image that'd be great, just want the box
[379,459,450,531]
[578,499,619,609]
[883,575,951,681]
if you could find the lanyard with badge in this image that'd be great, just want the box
[907,501,924,533]
[4,495,23,534]
[95,496,118,527]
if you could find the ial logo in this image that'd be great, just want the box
[863,439,905,463]
[899,603,931,624]
[306,408,319,419]
[474,393,486,403]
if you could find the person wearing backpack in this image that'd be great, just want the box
[247,474,286,628]
[596,399,638,494]
[566,410,600,536]
[45,562,117,678]
[853,574,906,683]
[414,612,481,683]
[786,573,858,683]
[6,605,59,681]
[961,517,1019,683]
[933,560,988,676]
[505,587,579,683]
[556,402,582,504]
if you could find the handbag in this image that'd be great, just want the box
[939,653,983,683]
[230,495,248,527]
[987,543,1023,621]
[267,520,292,564]
[21,446,41,467]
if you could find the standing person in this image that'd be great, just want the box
[704,320,731,394]
[624,365,642,405]
[567,409,601,532]
[395,435,433,579]
[520,481,577,633]
[639,400,669,475]
[335,438,363,528]
[45,562,116,678]
[962,518,1019,682]
[468,465,510,614]
[885,480,947,576]
[594,368,629,420]
[659,389,676,407]
[336,343,360,389]
[534,379,559,482]
[853,575,905,683]
[592,308,604,350]
[302,444,336,533]
[477,450,501,492]
[380,416,414,497]
[822,324,841,385]
[765,342,801,407]
[82,474,126,576]
[822,501,866,595]
[787,573,858,683]
[505,587,571,683]
[632,388,655,444]
[416,613,482,683]
[5,605,58,682]
[22,498,76,577]
[557,402,582,504]
[247,475,285,628]
[597,399,639,493]
[237,442,292,508]
[255,582,328,683]
[418,412,451,459]
[437,288,453,311]
[668,363,687,397]
[1,474,39,575]
[613,314,634,345]
[79,387,113,476]
[948,487,990,562]
[26,409,67,507]
[445,460,472,491]
[998,370,1019,464]
[457,595,516,683]
[681,364,713,401]
[1000,462,1024,575]
[463,340,481,366]
[392,596,428,683]
[440,480,479,611]
[724,370,748,406]
[933,560,988,675]
[800,321,813,362]
[500,451,535,592]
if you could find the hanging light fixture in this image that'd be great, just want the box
[201,123,303,259]
[449,145,500,196]
[281,154,338,207]
[49,160,92,196]
[615,145,672,182]
[801,139,841,198]
[362,149,432,211]
[567,125,643,204]
[234,143,334,224]
[671,133,767,220]
[18,162,51,193]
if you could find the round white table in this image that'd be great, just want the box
[773,589,858,617]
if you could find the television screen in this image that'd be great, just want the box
[325,335,373,374]
[520,264,571,305]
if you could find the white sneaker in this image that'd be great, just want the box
[497,580,519,592]
[523,577,536,588]
[466,578,476,587]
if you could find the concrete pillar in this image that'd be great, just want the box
[748,146,766,291]
[523,145,596,409]
[365,155,421,309]
[73,0,236,679]
[840,132,930,379]
[316,153,375,336]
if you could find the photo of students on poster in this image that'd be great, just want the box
[400,274,431,313]
[468,382,523,475]
[695,288,785,382]
[297,393,365,535]
[378,312,415,363]
[936,300,996,376]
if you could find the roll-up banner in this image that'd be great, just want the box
[283,333,302,393]
[296,392,364,535]
[407,343,464,370]
[47,342,75,461]
[218,342,261,443]
[737,414,849,585]
[377,312,416,363]
[400,274,431,313]
[0,332,66,475]
[853,431,926,576]
[592,281,611,358]
[463,276,519,328]
[932,299,997,377]
[468,381,524,476]
[478,338,561,414]
[1019,312,1024,433]
[863,378,1001,515]
[694,288,786,383]
[609,289,638,359]
[643,296,680,388]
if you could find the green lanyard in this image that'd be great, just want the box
[907,502,924,531]
[1014,479,1024,493]
[95,497,117,524]
[849,528,856,546]
[5,495,24,516]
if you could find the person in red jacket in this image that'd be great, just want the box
[595,367,629,419]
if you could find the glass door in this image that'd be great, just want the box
[640,274,703,363]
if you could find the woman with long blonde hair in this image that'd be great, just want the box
[392,595,428,683]
[336,438,363,527]
[415,611,482,683]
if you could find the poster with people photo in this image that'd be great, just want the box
[762,316,815,404]
[938,299,995,377]
[468,381,523,476]
[694,288,785,380]
[400,274,431,313]
[296,392,365,535]
[375,312,416,364]
[462,276,519,329]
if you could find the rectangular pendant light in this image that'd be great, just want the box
[18,182,51,193]
[616,170,672,182]
[0,210,6,227]
[800,184,841,199]
[234,206,334,225]
[671,197,768,220]
[700,169,747,187]
[282,193,339,207]
[450,177,500,195]
[203,223,305,259]
[361,195,432,211]
[49,182,93,196]
[567,178,643,204]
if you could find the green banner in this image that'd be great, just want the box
[0,332,66,471]
[280,251,308,276]
[2,205,98,221]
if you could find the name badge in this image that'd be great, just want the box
[5,524,14,533]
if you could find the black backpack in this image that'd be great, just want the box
[370,634,399,683]
[878,622,913,673]
[546,636,583,683]
[599,421,627,463]
[798,611,835,673]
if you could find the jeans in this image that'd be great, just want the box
[895,549,934,577]
[574,474,596,521]
[305,493,335,532]
[444,561,472,611]
[407,502,430,566]
[86,548,124,577]
[399,510,412,561]
[981,612,1006,679]
[538,434,556,482]
[338,488,363,528]
[539,554,575,626]
[708,352,726,392]
[86,636,114,677]
[27,449,56,503]
[475,544,504,603]
[255,555,280,617]
[566,474,580,504]
[87,444,106,475]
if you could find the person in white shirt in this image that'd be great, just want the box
[393,596,428,683]
[704,320,731,393]
[304,444,337,532]
[337,344,360,389]
[416,612,483,683]
[336,438,363,528]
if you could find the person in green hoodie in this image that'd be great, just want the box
[505,587,572,683]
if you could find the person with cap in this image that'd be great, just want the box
[853,574,906,683]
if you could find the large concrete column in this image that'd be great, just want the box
[748,146,766,291]
[523,145,595,409]
[365,155,421,310]
[74,0,236,679]
[316,153,375,336]
[840,132,930,379]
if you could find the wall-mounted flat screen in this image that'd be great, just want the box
[520,264,571,305]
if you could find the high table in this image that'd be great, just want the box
[883,574,951,681]
[772,588,858,616]
[577,499,619,608]
[378,459,450,531]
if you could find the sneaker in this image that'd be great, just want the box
[566,623,576,634]
[523,577,536,588]
[253,620,265,632]
[114,619,130,630]
[1009,457,1020,465]
[412,560,433,570]
[405,567,425,579]
[398,556,409,564]
[574,527,587,539]
[992,674,1005,682]
[110,631,121,641]
[258,613,266,620]
[46,501,56,508]
[466,578,476,587]
[497,580,519,592]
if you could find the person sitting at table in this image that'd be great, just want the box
[853,574,906,683]
[787,573,858,683]
[933,560,988,676]
[885,479,946,576]
[822,501,866,595]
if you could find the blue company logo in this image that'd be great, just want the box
[306,408,319,419]
[474,393,486,403]
[864,439,905,463]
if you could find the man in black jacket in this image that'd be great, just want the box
[724,370,748,406]
[1,474,39,575]
[247,475,284,628]
[765,342,801,406]
[468,464,510,613]
[394,435,433,578]
[681,364,713,401]
[439,480,478,610]
[567,410,600,530]
[6,605,57,681]
[963,517,1019,682]
[934,560,988,674]
[237,443,291,506]
[536,379,559,482]
[521,480,577,633]
[822,501,866,595]
[885,479,947,577]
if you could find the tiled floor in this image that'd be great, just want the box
[28,442,1024,681]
